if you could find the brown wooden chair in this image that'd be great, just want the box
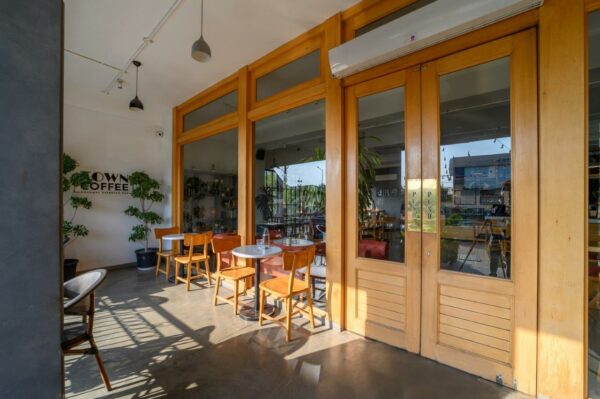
[62,269,111,391]
[174,232,212,291]
[212,234,256,315]
[154,226,180,280]
[258,245,316,341]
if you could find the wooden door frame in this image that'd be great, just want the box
[344,68,422,353]
[420,30,538,395]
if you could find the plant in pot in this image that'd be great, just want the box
[63,154,93,281]
[124,171,164,270]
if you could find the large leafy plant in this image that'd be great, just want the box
[124,172,164,251]
[358,135,381,222]
[63,154,92,245]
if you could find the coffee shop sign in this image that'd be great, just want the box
[75,172,130,195]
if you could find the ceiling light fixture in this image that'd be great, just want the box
[129,60,144,111]
[191,0,211,62]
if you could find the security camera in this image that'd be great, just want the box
[156,129,164,138]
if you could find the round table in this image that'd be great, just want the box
[232,245,282,321]
[271,238,313,250]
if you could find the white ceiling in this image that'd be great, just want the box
[63,0,358,124]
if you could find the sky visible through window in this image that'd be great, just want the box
[273,160,326,187]
[440,138,510,188]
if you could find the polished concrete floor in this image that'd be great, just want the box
[65,267,527,399]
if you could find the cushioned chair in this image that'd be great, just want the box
[259,246,316,341]
[358,239,388,260]
[212,234,256,315]
[62,269,111,391]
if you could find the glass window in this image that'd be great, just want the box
[182,128,238,234]
[355,0,436,37]
[253,99,326,251]
[357,87,406,263]
[183,90,237,132]
[588,9,600,399]
[256,50,320,101]
[439,57,511,279]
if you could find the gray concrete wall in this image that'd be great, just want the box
[0,2,64,398]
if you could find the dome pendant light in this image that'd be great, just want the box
[191,0,211,62]
[129,60,144,111]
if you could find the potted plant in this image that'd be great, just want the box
[124,171,164,270]
[62,154,92,280]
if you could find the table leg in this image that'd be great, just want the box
[239,257,275,321]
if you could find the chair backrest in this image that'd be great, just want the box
[154,226,180,251]
[184,232,211,259]
[212,234,242,272]
[283,246,316,294]
[64,269,107,311]
[358,239,388,260]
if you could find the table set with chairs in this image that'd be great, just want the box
[152,226,324,342]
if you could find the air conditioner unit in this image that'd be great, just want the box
[329,0,543,78]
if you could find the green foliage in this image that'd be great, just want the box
[124,171,164,251]
[358,136,381,222]
[63,154,93,245]
[446,213,464,226]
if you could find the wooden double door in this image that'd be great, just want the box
[345,30,538,395]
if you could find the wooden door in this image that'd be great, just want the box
[420,30,538,395]
[345,68,422,352]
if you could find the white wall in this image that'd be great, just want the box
[63,97,172,271]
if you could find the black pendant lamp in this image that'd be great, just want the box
[129,60,144,111]
[191,0,211,62]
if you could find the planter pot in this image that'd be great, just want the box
[135,248,158,271]
[64,258,79,281]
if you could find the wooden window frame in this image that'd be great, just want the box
[248,24,327,111]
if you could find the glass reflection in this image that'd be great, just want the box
[439,57,511,279]
[357,87,406,263]
[254,100,326,241]
[183,91,237,132]
[588,9,600,399]
[182,128,238,233]
[256,50,320,101]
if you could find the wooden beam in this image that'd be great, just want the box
[171,107,183,228]
[538,1,587,398]
[238,66,252,246]
[324,13,345,328]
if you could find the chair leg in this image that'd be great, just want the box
[186,264,192,291]
[90,338,112,391]
[233,280,239,315]
[165,257,171,281]
[213,276,221,305]
[204,260,212,287]
[155,255,161,277]
[306,290,315,329]
[174,262,180,285]
[286,297,293,342]
[259,289,265,326]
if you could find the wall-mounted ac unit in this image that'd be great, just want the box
[329,0,543,78]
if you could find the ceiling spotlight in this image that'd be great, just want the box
[129,60,144,111]
[191,0,211,62]
[117,79,124,89]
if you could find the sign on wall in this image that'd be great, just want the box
[75,172,130,195]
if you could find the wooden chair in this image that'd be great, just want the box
[174,232,212,291]
[63,269,111,391]
[212,234,256,315]
[154,226,180,280]
[258,246,316,341]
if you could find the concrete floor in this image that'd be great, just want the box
[65,267,527,399]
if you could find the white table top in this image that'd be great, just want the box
[232,245,282,259]
[162,233,185,241]
[272,238,314,247]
